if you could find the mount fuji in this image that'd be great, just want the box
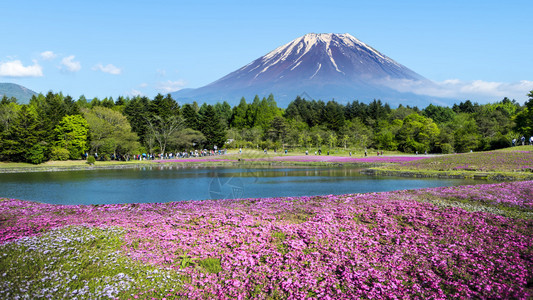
[173,33,440,106]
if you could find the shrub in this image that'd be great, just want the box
[86,156,96,165]
[26,144,47,164]
[440,143,454,154]
[50,147,70,161]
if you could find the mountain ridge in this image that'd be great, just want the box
[0,83,37,104]
[173,33,444,106]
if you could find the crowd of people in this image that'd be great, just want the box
[133,149,227,160]
[85,149,227,161]
[512,136,533,146]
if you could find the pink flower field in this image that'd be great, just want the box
[248,155,430,164]
[158,158,238,163]
[1,181,532,299]
[393,150,533,172]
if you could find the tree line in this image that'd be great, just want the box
[0,90,532,164]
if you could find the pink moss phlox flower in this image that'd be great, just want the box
[248,155,429,163]
[1,181,532,299]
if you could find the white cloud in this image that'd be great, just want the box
[0,60,43,77]
[156,80,187,93]
[381,78,533,103]
[60,55,81,72]
[129,89,144,97]
[40,51,56,60]
[92,63,121,75]
[139,83,148,88]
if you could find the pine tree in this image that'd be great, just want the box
[0,106,43,162]
[199,105,226,149]
[182,103,200,130]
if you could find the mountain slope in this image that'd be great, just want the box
[0,83,37,104]
[173,33,439,106]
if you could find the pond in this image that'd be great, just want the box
[0,166,481,205]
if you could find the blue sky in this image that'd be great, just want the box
[1,0,532,103]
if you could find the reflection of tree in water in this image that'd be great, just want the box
[209,175,245,200]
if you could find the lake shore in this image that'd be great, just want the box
[1,147,532,182]
[1,180,532,299]
[1,147,532,298]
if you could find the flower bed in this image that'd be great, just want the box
[248,155,430,164]
[157,158,237,163]
[394,150,533,172]
[1,181,532,299]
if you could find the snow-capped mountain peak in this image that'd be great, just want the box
[173,33,431,106]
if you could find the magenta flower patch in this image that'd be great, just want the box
[1,181,532,299]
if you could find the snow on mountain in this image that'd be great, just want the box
[173,33,442,106]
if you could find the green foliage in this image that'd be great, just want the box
[197,257,222,274]
[422,104,456,124]
[123,96,149,142]
[214,101,232,129]
[86,155,96,165]
[182,102,200,131]
[173,128,206,150]
[199,104,226,148]
[83,106,140,157]
[0,105,44,163]
[2,90,533,161]
[50,146,70,161]
[27,143,47,164]
[0,101,21,133]
[230,97,249,129]
[514,92,533,136]
[452,113,481,153]
[324,100,345,132]
[397,113,440,153]
[54,114,89,159]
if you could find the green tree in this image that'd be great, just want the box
[268,116,289,144]
[53,115,89,159]
[397,113,440,153]
[199,105,226,149]
[172,128,206,150]
[245,96,261,128]
[214,101,232,129]
[146,115,184,154]
[83,106,139,157]
[514,91,533,137]
[324,100,345,132]
[475,105,514,150]
[123,96,149,143]
[327,132,338,149]
[182,102,200,130]
[0,106,43,162]
[63,95,81,116]
[149,94,180,119]
[230,97,249,129]
[0,101,21,133]
[345,118,373,150]
[453,113,481,152]
[421,104,456,124]
[30,92,67,144]
[261,94,282,128]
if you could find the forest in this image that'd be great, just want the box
[0,90,532,164]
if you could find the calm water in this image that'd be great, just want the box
[0,166,479,205]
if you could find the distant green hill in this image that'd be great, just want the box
[0,83,38,104]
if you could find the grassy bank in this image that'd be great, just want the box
[1,147,532,183]
[1,181,532,299]
[366,146,533,181]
